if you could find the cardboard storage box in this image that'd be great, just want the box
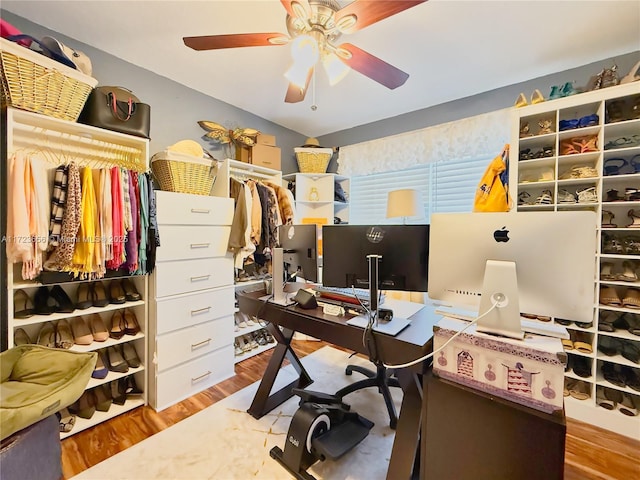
[433,317,566,414]
[256,133,276,146]
[235,144,281,170]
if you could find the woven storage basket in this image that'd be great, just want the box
[0,38,98,122]
[151,150,218,196]
[295,147,333,173]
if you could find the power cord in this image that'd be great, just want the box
[381,300,500,369]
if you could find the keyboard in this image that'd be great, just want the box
[314,286,385,306]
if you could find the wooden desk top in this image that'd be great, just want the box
[236,283,441,367]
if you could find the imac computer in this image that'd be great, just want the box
[428,211,597,339]
[278,224,319,283]
[322,224,430,335]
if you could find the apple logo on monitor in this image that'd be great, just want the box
[493,226,510,243]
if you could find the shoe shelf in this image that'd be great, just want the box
[512,82,640,438]
[3,108,150,438]
[234,341,276,364]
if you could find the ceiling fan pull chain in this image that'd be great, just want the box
[311,67,318,111]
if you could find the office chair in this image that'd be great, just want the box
[334,361,401,429]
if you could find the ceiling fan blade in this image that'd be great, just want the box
[183,33,288,51]
[284,67,313,103]
[337,43,409,89]
[335,0,428,33]
[280,0,311,19]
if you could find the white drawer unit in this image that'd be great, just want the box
[149,192,235,411]
[153,258,234,298]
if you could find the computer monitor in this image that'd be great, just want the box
[277,224,318,283]
[428,211,597,339]
[322,225,429,292]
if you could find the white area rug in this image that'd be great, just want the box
[73,347,401,480]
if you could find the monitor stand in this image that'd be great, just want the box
[261,247,296,306]
[476,260,525,340]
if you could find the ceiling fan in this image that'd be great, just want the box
[183,0,427,103]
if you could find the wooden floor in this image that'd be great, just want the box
[61,340,640,480]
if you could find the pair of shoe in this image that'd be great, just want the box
[76,282,109,309]
[534,190,553,205]
[70,314,109,345]
[28,285,75,315]
[514,89,545,107]
[560,135,599,155]
[104,343,140,373]
[601,260,640,282]
[601,362,640,391]
[549,82,577,100]
[519,146,554,160]
[108,278,142,304]
[604,134,640,150]
[603,157,635,176]
[562,330,592,354]
[559,114,599,131]
[109,309,141,339]
[564,378,591,400]
[558,165,598,179]
[601,313,640,337]
[57,407,76,433]
[598,336,640,363]
[597,387,639,416]
[36,320,74,349]
[565,354,592,378]
[599,286,640,309]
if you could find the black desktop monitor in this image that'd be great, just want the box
[322,225,429,292]
[277,224,319,283]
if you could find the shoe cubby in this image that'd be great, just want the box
[232,284,277,364]
[3,108,150,438]
[512,81,640,438]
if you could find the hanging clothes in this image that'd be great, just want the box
[135,172,149,275]
[48,164,68,248]
[265,181,294,225]
[107,166,125,270]
[246,179,262,247]
[124,170,139,273]
[70,166,99,278]
[228,177,249,258]
[44,162,81,273]
[146,173,160,274]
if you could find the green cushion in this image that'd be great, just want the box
[0,345,97,440]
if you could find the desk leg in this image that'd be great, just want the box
[247,325,314,419]
[386,369,422,480]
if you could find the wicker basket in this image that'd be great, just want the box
[0,38,98,122]
[151,150,218,196]
[295,147,333,173]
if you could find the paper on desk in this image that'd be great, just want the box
[381,299,425,319]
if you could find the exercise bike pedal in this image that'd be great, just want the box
[311,415,374,460]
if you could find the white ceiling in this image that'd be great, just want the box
[3,1,640,137]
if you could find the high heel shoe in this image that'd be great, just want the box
[94,384,112,412]
[91,351,109,379]
[13,289,34,319]
[602,210,617,228]
[106,345,129,373]
[123,309,141,336]
[121,278,141,302]
[36,322,58,348]
[34,286,56,315]
[121,342,141,368]
[76,283,93,310]
[109,311,126,339]
[69,391,96,419]
[50,285,75,313]
[111,380,127,405]
[109,280,126,304]
[628,209,640,228]
[88,313,109,342]
[70,316,94,345]
[13,327,32,346]
[56,319,74,349]
[91,282,110,307]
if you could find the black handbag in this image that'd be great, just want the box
[79,86,150,138]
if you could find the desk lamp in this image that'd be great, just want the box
[386,189,423,224]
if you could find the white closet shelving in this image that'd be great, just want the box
[282,172,350,225]
[511,82,640,439]
[212,159,282,363]
[3,107,150,439]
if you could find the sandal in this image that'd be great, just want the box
[13,289,34,319]
[517,191,532,206]
[596,387,620,410]
[600,285,622,306]
[573,331,593,354]
[559,118,580,131]
[557,189,577,204]
[602,362,626,387]
[576,186,597,203]
[604,157,629,176]
[622,236,640,254]
[622,365,640,391]
[605,189,623,202]
[618,393,639,416]
[562,333,574,350]
[625,314,640,336]
[598,336,621,356]
[564,377,576,397]
[606,100,626,123]
[559,165,598,179]
[621,341,640,364]
[519,122,532,138]
[568,380,591,400]
[628,210,640,228]
[538,119,554,135]
[602,233,625,254]
[572,355,592,378]
[632,155,640,173]
[535,190,553,205]
[577,113,599,128]
[622,287,640,309]
[601,210,617,228]
[626,188,640,201]
[618,260,639,282]
[598,311,620,332]
[58,407,76,433]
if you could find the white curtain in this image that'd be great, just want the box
[337,108,512,176]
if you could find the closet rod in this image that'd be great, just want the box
[229,166,275,180]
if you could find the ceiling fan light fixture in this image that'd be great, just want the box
[285,62,312,89]
[268,35,290,45]
[290,34,319,67]
[322,52,350,86]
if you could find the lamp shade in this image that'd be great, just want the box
[386,189,423,219]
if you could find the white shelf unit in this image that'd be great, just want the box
[212,160,283,364]
[283,172,350,225]
[148,191,235,411]
[511,82,640,439]
[3,107,150,438]
[233,280,276,364]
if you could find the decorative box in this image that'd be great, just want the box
[433,317,567,414]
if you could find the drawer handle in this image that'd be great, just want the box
[192,371,212,383]
[191,208,211,214]
[191,306,211,315]
[190,243,210,249]
[191,338,212,350]
[190,275,211,282]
